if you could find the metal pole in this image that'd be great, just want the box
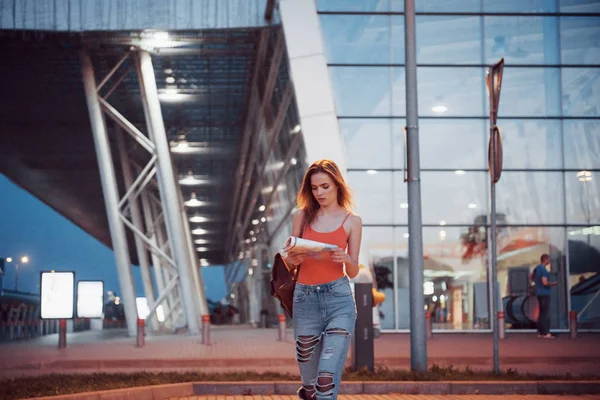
[14,264,18,291]
[490,133,500,374]
[404,0,428,372]
[115,128,159,332]
[80,51,138,337]
[136,50,199,335]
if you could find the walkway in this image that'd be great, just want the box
[1,326,599,379]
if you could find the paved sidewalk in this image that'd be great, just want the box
[174,396,599,400]
[1,326,599,379]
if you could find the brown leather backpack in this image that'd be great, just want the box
[269,253,298,318]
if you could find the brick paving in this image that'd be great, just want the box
[172,395,599,400]
[1,325,599,379]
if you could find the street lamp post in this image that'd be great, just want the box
[6,256,29,292]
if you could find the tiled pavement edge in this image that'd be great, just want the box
[23,380,600,400]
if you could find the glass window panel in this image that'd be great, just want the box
[423,226,489,330]
[348,170,393,224]
[330,66,393,116]
[317,0,390,12]
[421,171,488,225]
[496,227,567,330]
[417,16,482,65]
[560,0,600,13]
[339,119,393,169]
[420,119,486,169]
[393,172,408,224]
[362,227,396,330]
[416,0,481,12]
[417,67,485,117]
[484,0,557,12]
[560,17,600,65]
[497,172,565,225]
[394,227,410,329]
[390,0,404,11]
[567,226,600,330]
[563,120,600,169]
[565,171,600,224]
[392,121,406,170]
[562,68,600,117]
[391,67,407,116]
[497,68,561,116]
[390,16,406,64]
[496,119,563,169]
[484,17,560,66]
[320,15,391,64]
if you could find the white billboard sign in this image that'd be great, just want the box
[40,271,75,319]
[77,281,104,318]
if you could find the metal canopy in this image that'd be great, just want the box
[0,27,273,266]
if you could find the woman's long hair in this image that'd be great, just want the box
[297,159,353,226]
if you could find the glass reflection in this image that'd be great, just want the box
[320,15,391,64]
[317,0,389,12]
[417,16,482,65]
[419,120,486,169]
[565,171,600,224]
[560,0,600,13]
[562,68,600,117]
[563,120,600,169]
[567,226,600,329]
[340,119,393,169]
[417,67,485,117]
[484,0,557,13]
[496,119,562,169]
[420,171,488,225]
[497,172,565,225]
[560,17,600,65]
[348,171,393,224]
[483,17,559,66]
[330,67,392,116]
[416,0,481,12]
[495,227,567,330]
[496,68,561,116]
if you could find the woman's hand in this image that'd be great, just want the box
[287,251,307,267]
[330,248,352,264]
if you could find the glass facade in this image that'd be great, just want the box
[318,0,600,331]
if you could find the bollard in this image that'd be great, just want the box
[352,282,374,372]
[278,313,287,342]
[136,318,145,348]
[498,311,505,339]
[58,319,67,349]
[425,311,432,339]
[202,315,211,345]
[570,311,577,339]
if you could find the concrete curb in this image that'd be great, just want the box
[25,380,600,399]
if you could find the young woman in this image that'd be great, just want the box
[286,159,363,400]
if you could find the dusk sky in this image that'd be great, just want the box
[0,174,227,302]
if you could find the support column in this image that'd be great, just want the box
[136,50,199,335]
[115,129,159,331]
[80,51,138,337]
[140,191,171,328]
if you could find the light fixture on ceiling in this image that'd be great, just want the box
[189,214,208,223]
[252,219,259,225]
[194,239,209,245]
[185,192,206,207]
[261,217,266,223]
[366,169,378,175]
[403,233,410,238]
[440,220,447,226]
[179,171,207,186]
[192,228,208,235]
[291,157,298,166]
[197,247,208,252]
[468,203,477,209]
[290,124,301,134]
[577,170,592,182]
[455,170,466,175]
[139,31,179,49]
[432,97,448,113]
[199,259,209,267]
[400,202,409,209]
[258,205,266,212]
[165,76,176,84]
[170,134,191,153]
[439,230,447,240]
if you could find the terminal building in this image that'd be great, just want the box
[0,0,598,337]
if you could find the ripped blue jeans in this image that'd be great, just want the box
[292,276,357,400]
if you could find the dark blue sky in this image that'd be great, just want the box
[0,174,227,302]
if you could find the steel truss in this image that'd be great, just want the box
[80,49,207,336]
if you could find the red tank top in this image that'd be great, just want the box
[297,212,351,285]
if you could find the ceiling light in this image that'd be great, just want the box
[440,220,446,226]
[194,239,208,245]
[197,247,208,252]
[432,97,448,113]
[252,219,259,225]
[249,230,255,236]
[170,134,191,153]
[290,124,301,134]
[248,268,254,276]
[185,193,206,207]
[189,215,208,223]
[439,230,447,240]
[400,203,409,209]
[245,238,251,244]
[192,228,208,235]
[455,170,466,175]
[468,203,477,209]
[366,170,378,175]
[403,233,410,238]
[577,170,592,182]
[179,172,207,186]
[166,76,175,84]
[261,217,266,223]
[291,157,298,165]
[251,237,257,242]
[258,205,266,212]
[199,259,209,267]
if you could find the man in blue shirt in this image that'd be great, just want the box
[531,254,558,339]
